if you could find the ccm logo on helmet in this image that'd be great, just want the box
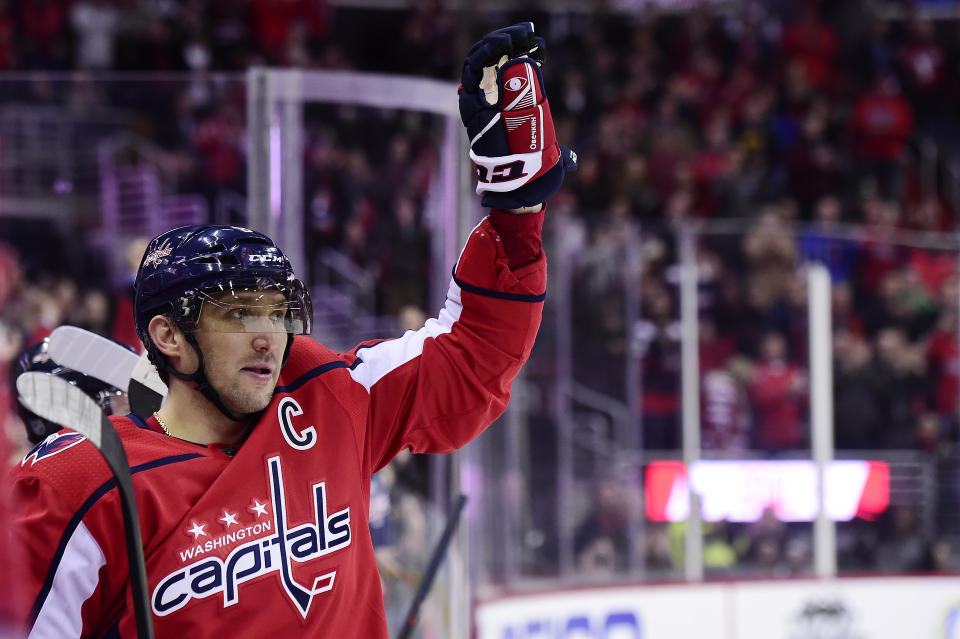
[249,254,284,264]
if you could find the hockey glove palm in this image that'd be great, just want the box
[459,22,578,210]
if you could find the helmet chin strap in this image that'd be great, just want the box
[166,333,245,423]
[164,332,295,425]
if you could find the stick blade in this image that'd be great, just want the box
[16,372,104,448]
[47,325,168,419]
[47,326,139,392]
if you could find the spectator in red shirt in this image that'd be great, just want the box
[691,113,733,217]
[699,316,735,374]
[926,311,958,422]
[249,0,331,65]
[780,3,839,93]
[850,75,914,198]
[856,196,905,292]
[193,101,245,196]
[20,0,68,69]
[747,331,808,451]
[0,0,17,70]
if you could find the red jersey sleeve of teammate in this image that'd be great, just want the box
[0,413,25,636]
[340,214,545,471]
[10,433,125,637]
[10,421,218,638]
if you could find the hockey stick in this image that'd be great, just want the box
[16,372,156,639]
[395,494,468,639]
[47,326,167,418]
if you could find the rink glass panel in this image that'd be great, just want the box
[464,213,960,588]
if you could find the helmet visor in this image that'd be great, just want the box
[189,277,313,335]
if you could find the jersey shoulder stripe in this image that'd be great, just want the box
[274,360,349,394]
[353,339,390,355]
[347,279,463,393]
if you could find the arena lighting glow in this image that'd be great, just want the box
[270,124,281,220]
[645,460,890,523]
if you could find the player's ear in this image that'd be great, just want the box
[148,315,183,358]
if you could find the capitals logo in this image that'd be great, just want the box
[152,456,351,618]
[21,432,86,467]
[142,238,173,268]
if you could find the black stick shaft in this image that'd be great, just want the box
[128,379,164,420]
[396,494,468,639]
[101,416,155,639]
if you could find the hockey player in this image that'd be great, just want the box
[10,23,575,638]
[6,339,129,636]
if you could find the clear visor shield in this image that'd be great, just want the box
[190,279,313,335]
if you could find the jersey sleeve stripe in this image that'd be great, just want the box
[348,279,463,393]
[353,339,390,355]
[274,360,349,395]
[27,453,205,630]
[452,272,546,302]
[28,521,105,639]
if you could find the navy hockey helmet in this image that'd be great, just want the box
[13,338,125,444]
[133,225,312,420]
[134,225,312,341]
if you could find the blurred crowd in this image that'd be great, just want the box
[1,0,960,591]
[534,1,960,579]
[548,2,960,457]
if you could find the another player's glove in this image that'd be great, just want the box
[459,22,578,210]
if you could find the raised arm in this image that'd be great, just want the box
[347,23,577,471]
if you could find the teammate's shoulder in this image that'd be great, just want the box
[12,429,119,522]
[17,430,94,471]
[16,414,163,476]
[13,429,111,502]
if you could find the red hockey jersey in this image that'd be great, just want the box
[11,215,545,638]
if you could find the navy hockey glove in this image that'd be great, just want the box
[459,22,578,210]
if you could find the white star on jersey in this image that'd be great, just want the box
[219,511,239,528]
[187,521,207,539]
[250,500,268,518]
